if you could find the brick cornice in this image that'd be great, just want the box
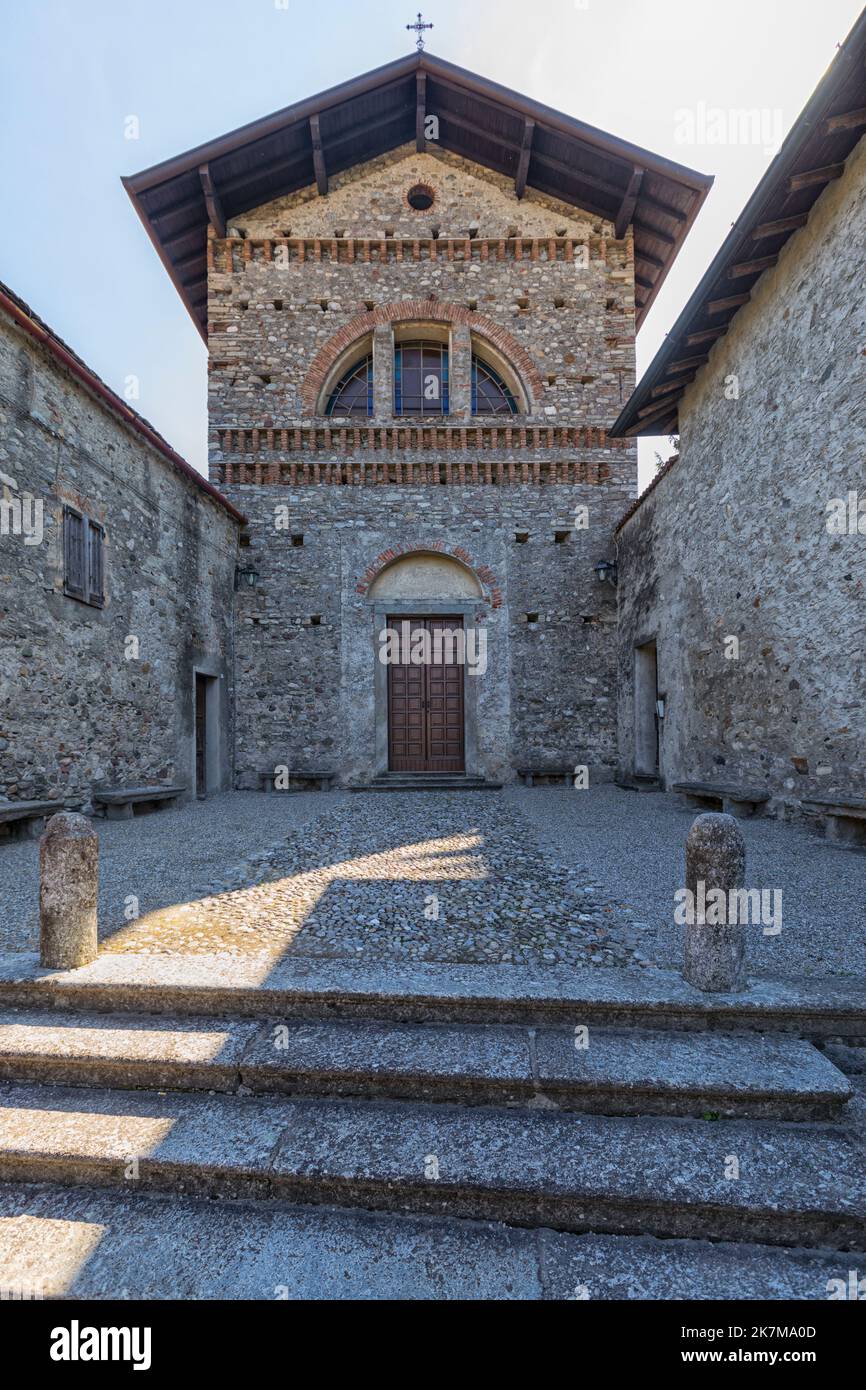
[301,300,545,413]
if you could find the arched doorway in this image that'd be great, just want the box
[368,553,485,776]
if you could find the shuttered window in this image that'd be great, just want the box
[63,507,105,608]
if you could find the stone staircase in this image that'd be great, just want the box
[0,952,864,1299]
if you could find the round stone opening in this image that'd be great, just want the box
[407,184,435,211]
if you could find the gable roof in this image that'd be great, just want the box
[611,8,866,440]
[123,51,712,341]
[0,281,245,526]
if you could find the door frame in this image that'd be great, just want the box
[190,664,222,799]
[372,599,485,778]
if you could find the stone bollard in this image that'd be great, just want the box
[682,812,747,993]
[39,813,98,969]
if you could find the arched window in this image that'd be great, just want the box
[325,354,373,418]
[394,341,449,415]
[472,355,518,415]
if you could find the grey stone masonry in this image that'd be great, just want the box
[0,296,241,809]
[207,146,637,785]
[616,135,866,816]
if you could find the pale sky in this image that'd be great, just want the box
[2,0,863,489]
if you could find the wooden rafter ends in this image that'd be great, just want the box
[615,167,643,239]
[310,114,328,196]
[198,164,226,238]
[514,119,535,200]
[752,213,809,240]
[707,292,751,314]
[651,375,695,398]
[824,107,866,134]
[685,326,728,346]
[633,220,676,247]
[729,255,778,279]
[635,273,655,290]
[416,71,427,152]
[638,392,684,418]
[666,355,708,375]
[787,163,844,192]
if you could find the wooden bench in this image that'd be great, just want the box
[0,799,66,842]
[258,769,336,793]
[672,782,770,819]
[517,768,575,788]
[91,786,186,821]
[802,797,866,848]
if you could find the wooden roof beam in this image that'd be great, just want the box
[633,220,676,247]
[416,71,427,152]
[728,254,778,279]
[752,213,809,240]
[638,391,685,418]
[198,164,226,238]
[638,193,688,223]
[635,248,665,270]
[666,355,708,375]
[651,374,696,398]
[787,162,844,192]
[514,119,535,200]
[310,114,328,196]
[615,167,643,239]
[686,326,728,346]
[634,273,655,290]
[623,401,678,436]
[706,291,750,314]
[823,107,866,135]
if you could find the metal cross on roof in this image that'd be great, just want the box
[406,12,433,51]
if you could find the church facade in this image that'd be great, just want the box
[124,54,711,789]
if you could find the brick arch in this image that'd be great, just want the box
[356,542,503,610]
[302,300,544,415]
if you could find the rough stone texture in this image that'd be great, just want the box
[207,145,637,784]
[0,305,239,809]
[616,136,866,815]
[0,1008,848,1119]
[0,1183,855,1300]
[39,812,98,969]
[2,950,866,1035]
[2,1081,864,1245]
[683,812,747,992]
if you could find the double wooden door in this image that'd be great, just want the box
[388,616,465,773]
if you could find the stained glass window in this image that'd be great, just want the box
[325,354,374,417]
[394,341,449,415]
[472,356,518,415]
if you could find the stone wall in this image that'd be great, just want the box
[210,146,637,784]
[0,303,240,809]
[616,135,866,811]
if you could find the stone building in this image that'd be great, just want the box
[0,283,243,812]
[124,53,711,788]
[612,15,866,818]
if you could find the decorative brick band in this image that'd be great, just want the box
[209,235,603,277]
[212,457,613,487]
[214,424,621,456]
[300,301,546,414]
[356,542,503,610]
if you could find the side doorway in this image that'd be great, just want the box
[634,639,660,781]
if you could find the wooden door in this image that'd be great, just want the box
[388,617,465,773]
[195,674,208,797]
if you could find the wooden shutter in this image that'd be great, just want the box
[63,507,86,599]
[87,520,105,606]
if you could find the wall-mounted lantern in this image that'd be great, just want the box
[593,558,618,587]
[235,564,260,591]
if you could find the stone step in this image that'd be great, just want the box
[0,1010,851,1120]
[3,952,866,1035]
[0,1182,858,1300]
[0,1083,864,1246]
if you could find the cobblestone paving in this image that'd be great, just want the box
[0,791,647,968]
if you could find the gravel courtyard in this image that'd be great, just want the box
[0,787,861,978]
